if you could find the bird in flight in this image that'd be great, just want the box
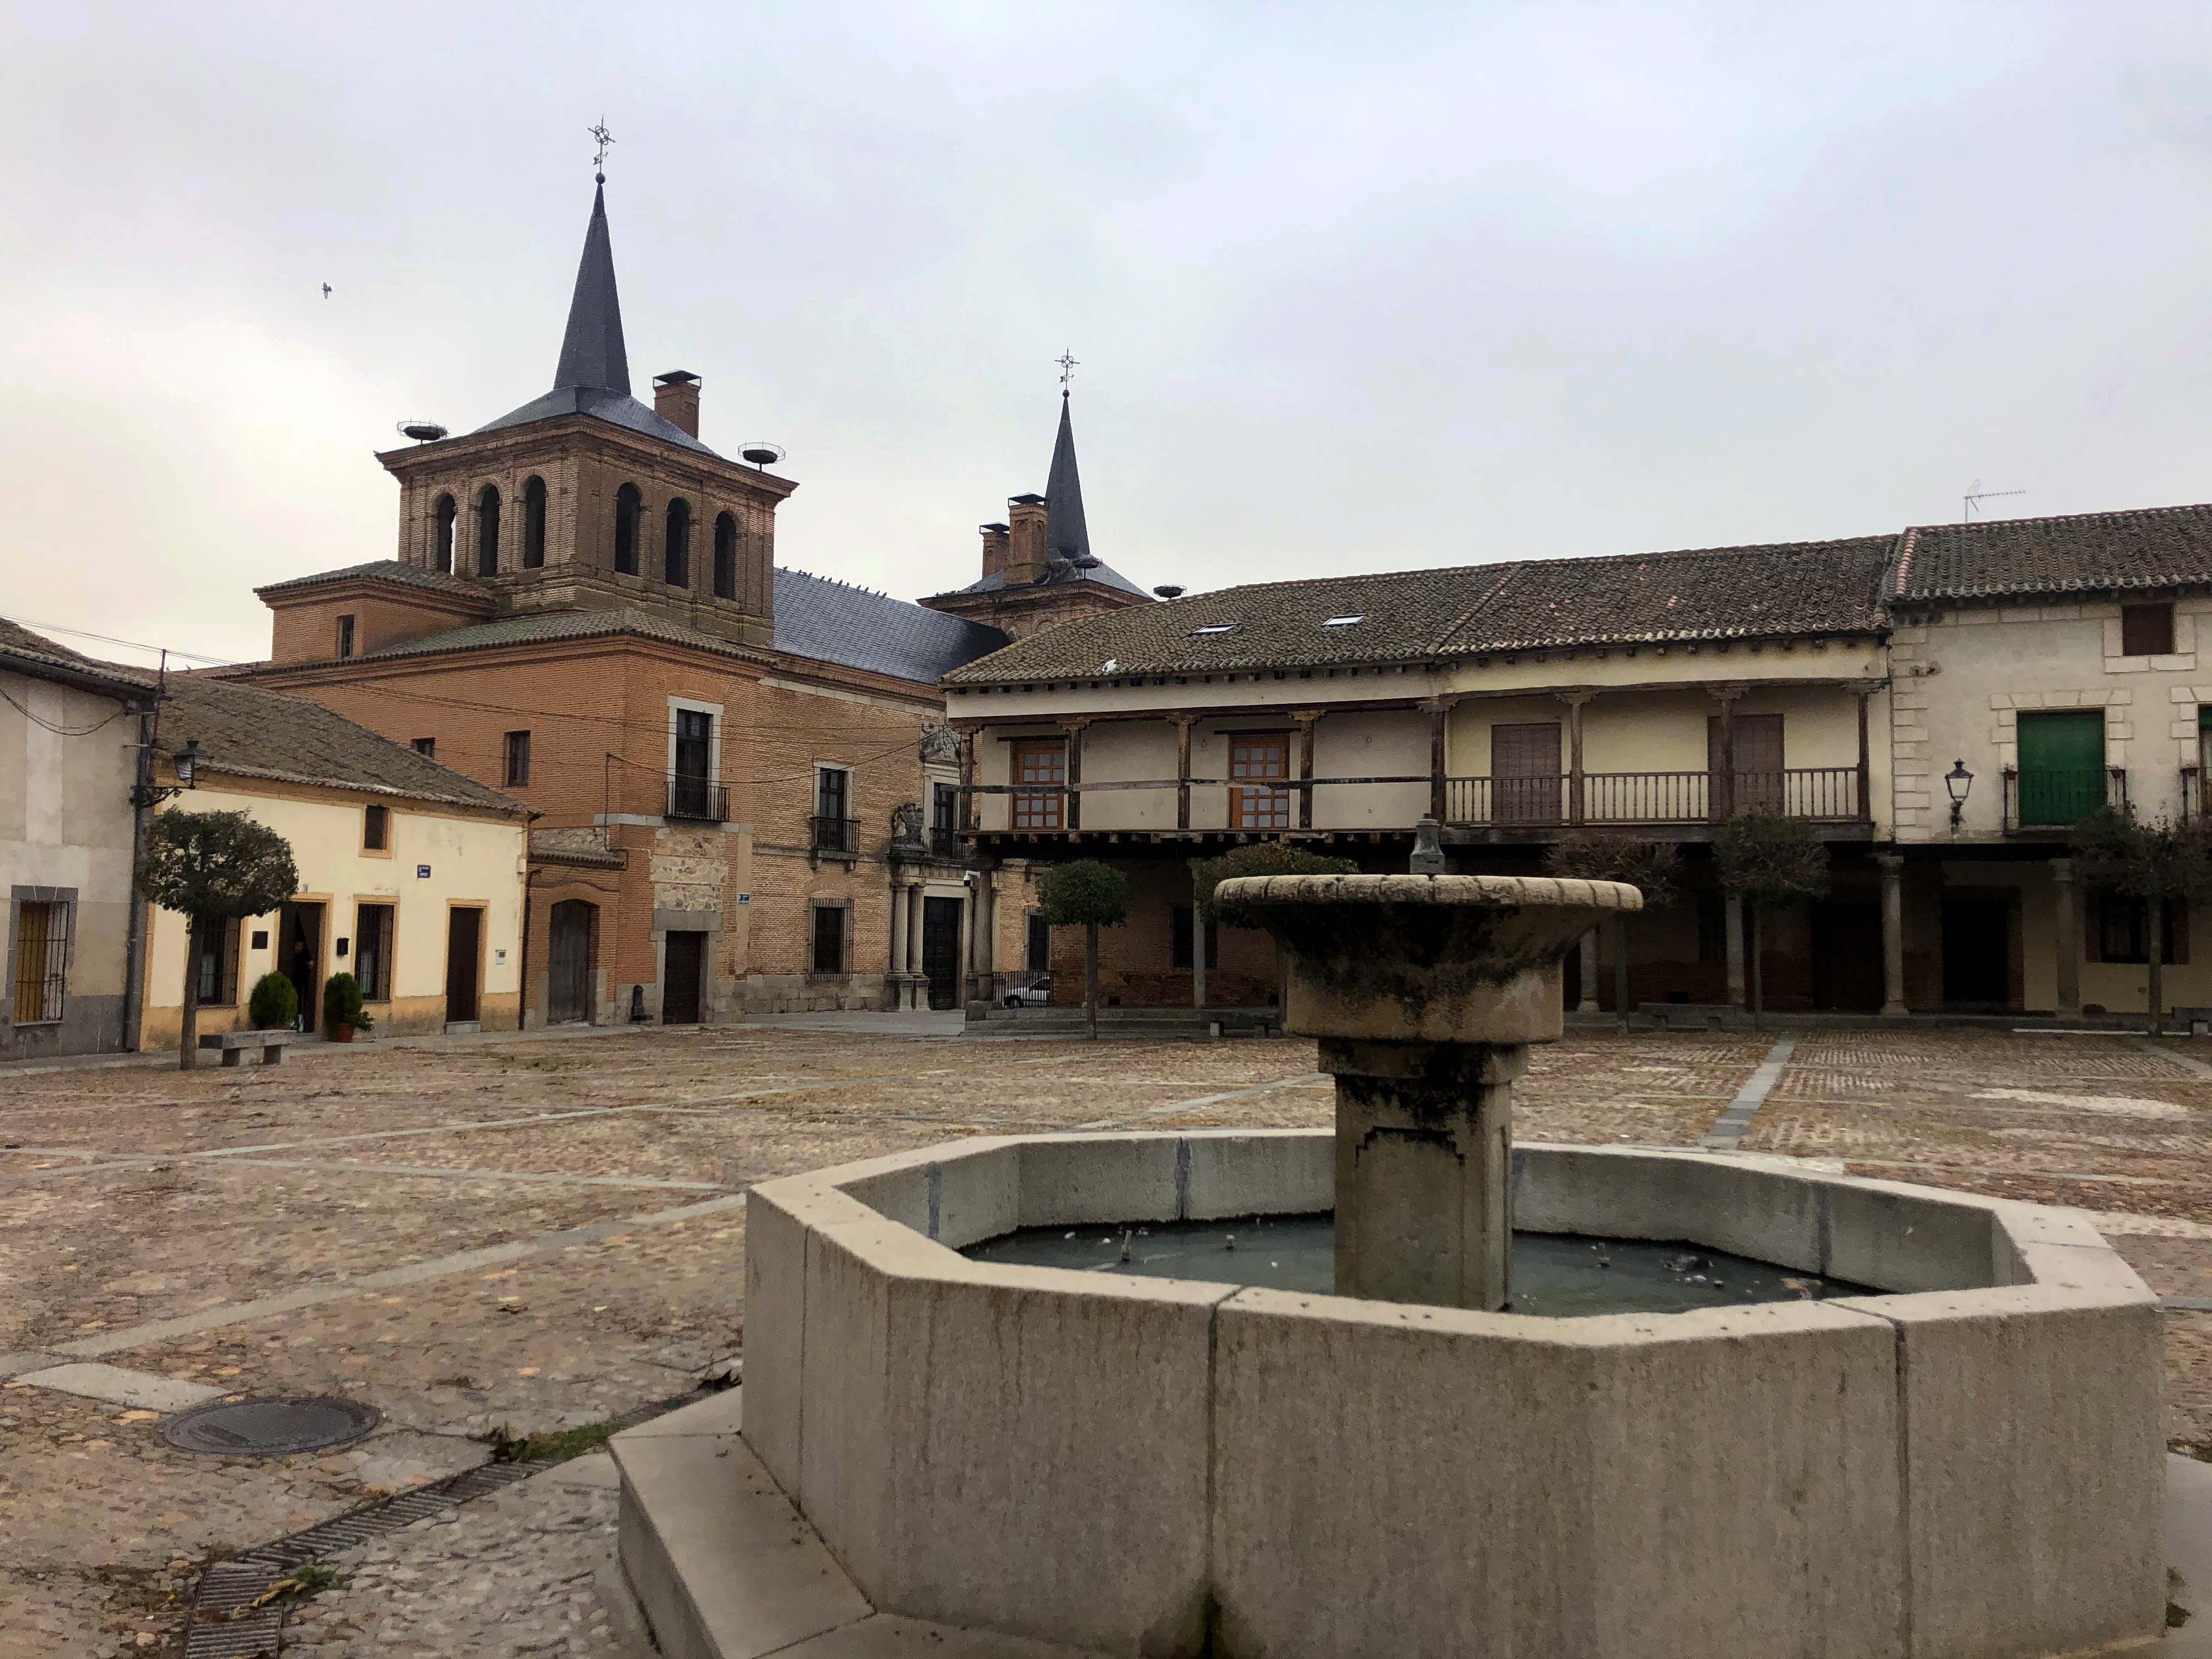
[321,283,332,299]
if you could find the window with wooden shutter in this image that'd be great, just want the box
[1229,736,1291,830]
[2122,603,2175,658]
[1012,740,1066,830]
[1492,722,1562,824]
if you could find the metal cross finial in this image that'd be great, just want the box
[1056,349,1080,390]
[589,120,616,182]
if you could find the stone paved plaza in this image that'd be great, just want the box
[6,1021,2212,1655]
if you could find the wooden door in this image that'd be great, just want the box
[1011,740,1066,830]
[548,900,593,1024]
[443,906,481,1023]
[922,896,963,1009]
[662,930,704,1024]
[1493,722,1561,825]
[1707,714,1785,815]
[2017,710,2105,826]
[1810,901,1884,1011]
[1229,736,1292,830]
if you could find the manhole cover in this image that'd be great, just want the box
[161,1397,381,1458]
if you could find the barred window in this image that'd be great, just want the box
[11,900,70,1024]
[356,903,396,1001]
[193,917,239,1007]
[811,905,847,974]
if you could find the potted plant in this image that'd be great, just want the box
[323,971,374,1042]
[247,970,298,1033]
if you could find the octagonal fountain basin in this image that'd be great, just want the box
[738,1130,2165,1659]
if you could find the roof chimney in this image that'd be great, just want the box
[1006,495,1048,586]
[653,371,701,439]
[979,522,1011,583]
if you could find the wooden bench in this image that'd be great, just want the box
[198,1030,306,1067]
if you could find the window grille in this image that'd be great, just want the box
[355,903,396,1001]
[193,918,239,1007]
[504,730,531,788]
[812,905,847,974]
[11,900,70,1024]
[336,614,356,658]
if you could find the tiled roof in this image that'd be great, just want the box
[338,578,1006,686]
[254,561,491,600]
[0,618,155,699]
[944,535,1892,684]
[1891,504,2212,602]
[159,674,530,815]
[774,569,1008,681]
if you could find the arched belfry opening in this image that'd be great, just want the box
[476,486,501,577]
[432,494,456,573]
[713,512,738,600]
[664,498,692,589]
[522,476,547,568]
[614,483,642,575]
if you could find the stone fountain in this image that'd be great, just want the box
[613,874,2166,1659]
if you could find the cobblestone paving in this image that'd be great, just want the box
[4,1022,2211,1654]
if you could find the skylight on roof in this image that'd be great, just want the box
[1322,614,1364,627]
[1192,623,1238,635]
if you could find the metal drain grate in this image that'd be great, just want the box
[163,1397,382,1458]
[178,1392,699,1657]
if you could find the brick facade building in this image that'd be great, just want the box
[237,180,1045,1023]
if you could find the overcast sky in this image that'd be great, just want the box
[7,3,2212,667]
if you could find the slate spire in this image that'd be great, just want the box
[551,183,631,396]
[1043,390,1092,563]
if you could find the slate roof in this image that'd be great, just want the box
[336,578,1006,685]
[0,618,156,700]
[944,535,1894,684]
[1045,393,1090,562]
[158,674,530,816]
[940,558,1152,600]
[254,561,491,601]
[1891,503,2212,603]
[470,182,719,459]
[774,569,1007,681]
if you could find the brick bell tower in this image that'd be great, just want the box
[364,175,795,649]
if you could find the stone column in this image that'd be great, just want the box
[904,884,922,977]
[957,883,974,1005]
[1189,859,1208,1009]
[975,865,997,996]
[1876,853,1908,1016]
[1725,891,1747,1007]
[2053,856,2082,1019]
[1577,927,1600,1013]
[1326,1038,1523,1311]
[888,871,909,999]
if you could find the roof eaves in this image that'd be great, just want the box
[191,759,531,817]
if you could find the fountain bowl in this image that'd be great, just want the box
[685,1130,2164,1659]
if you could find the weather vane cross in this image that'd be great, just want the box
[589,119,616,181]
[1056,349,1080,390]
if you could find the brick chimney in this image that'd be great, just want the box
[979,522,1011,583]
[1006,495,1048,586]
[652,371,701,438]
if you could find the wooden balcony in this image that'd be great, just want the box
[1444,768,1865,828]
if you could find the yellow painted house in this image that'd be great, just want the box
[140,674,532,1049]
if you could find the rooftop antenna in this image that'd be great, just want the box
[589,118,615,184]
[1963,479,2025,523]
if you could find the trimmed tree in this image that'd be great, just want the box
[1196,843,1359,1012]
[1713,810,1830,1030]
[1543,831,1681,1031]
[1037,860,1133,1041]
[136,809,300,1069]
[2069,806,2212,1037]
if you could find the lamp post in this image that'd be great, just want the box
[1945,759,1973,833]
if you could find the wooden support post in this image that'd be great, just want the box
[1426,699,1450,822]
[1712,687,1743,820]
[1175,716,1194,831]
[1857,689,1873,823]
[1295,709,1322,830]
[1561,692,1592,825]
[1063,719,1087,833]
[958,733,977,831]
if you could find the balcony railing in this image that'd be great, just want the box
[928,826,963,860]
[665,775,730,822]
[1443,768,1864,828]
[2004,766,2126,832]
[812,815,860,854]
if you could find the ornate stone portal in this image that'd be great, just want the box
[1213,872,1637,1308]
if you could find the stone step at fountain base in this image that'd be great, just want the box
[610,1389,1097,1659]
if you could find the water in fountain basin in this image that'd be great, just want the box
[962,1214,1872,1316]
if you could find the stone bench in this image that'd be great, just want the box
[1637,1001,1746,1030]
[2172,1007,2212,1036]
[198,1030,304,1067]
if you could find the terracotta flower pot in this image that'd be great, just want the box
[332,1024,356,1043]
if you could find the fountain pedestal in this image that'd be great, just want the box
[1215,872,1639,1311]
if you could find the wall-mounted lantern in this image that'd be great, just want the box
[1945,759,1973,832]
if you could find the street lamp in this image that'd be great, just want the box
[131,736,202,809]
[1945,759,1973,831]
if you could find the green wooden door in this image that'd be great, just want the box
[2016,711,2105,826]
